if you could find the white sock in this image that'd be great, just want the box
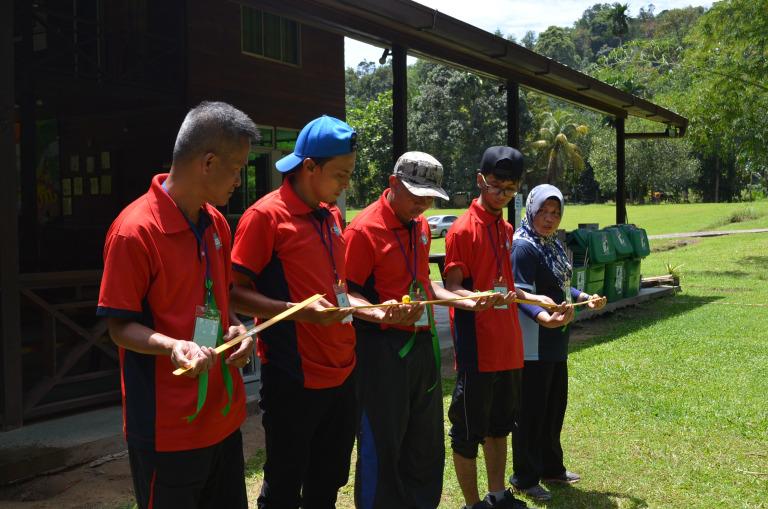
[488,489,506,501]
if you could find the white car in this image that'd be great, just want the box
[428,215,458,238]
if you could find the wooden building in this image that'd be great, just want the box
[1,0,687,430]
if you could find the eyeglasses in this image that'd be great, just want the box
[479,174,518,198]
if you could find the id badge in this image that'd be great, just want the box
[563,284,573,305]
[494,275,508,310]
[410,287,429,327]
[333,281,353,324]
[193,305,220,348]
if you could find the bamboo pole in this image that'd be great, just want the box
[172,293,324,376]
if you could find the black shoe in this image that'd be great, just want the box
[464,500,493,509]
[485,489,528,508]
[542,470,581,484]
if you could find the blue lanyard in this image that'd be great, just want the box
[310,209,340,284]
[393,221,419,282]
[486,220,505,280]
[162,181,213,302]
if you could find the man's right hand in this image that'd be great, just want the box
[293,296,355,325]
[171,340,218,378]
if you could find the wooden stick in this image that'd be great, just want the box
[321,291,495,312]
[172,293,324,376]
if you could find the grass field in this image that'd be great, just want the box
[243,203,768,508]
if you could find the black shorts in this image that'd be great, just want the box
[448,369,521,459]
[128,429,247,509]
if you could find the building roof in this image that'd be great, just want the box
[252,0,688,134]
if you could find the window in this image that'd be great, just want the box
[275,128,299,152]
[241,6,300,65]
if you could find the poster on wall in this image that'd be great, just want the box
[35,120,60,223]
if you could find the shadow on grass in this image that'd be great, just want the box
[569,293,723,355]
[740,255,768,267]
[538,483,648,509]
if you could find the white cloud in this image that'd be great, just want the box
[345,0,712,67]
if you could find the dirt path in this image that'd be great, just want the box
[0,418,265,509]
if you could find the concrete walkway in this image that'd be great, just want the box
[649,228,768,240]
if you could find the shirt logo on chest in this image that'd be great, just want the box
[213,232,222,250]
[332,224,342,237]
[420,232,428,246]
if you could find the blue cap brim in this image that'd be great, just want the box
[275,153,304,173]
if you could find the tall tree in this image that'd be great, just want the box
[530,111,588,187]
[535,26,579,68]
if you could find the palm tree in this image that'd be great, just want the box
[530,111,588,186]
[609,3,630,45]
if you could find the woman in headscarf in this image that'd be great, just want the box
[509,184,606,502]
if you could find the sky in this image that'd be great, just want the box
[344,0,712,68]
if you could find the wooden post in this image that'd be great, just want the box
[0,0,23,429]
[616,117,627,224]
[392,44,407,165]
[19,0,37,270]
[506,81,520,227]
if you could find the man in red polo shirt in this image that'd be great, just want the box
[230,115,361,509]
[444,146,559,509]
[97,101,257,508]
[345,151,500,509]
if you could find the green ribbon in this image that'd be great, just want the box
[398,280,442,392]
[185,279,234,423]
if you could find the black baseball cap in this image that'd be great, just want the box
[480,146,524,180]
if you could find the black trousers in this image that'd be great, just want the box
[257,363,357,509]
[511,360,568,489]
[128,429,247,509]
[354,327,445,509]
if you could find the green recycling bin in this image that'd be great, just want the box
[605,227,635,260]
[624,258,642,297]
[572,266,587,291]
[604,259,625,302]
[621,225,651,258]
[584,263,605,297]
[567,228,592,267]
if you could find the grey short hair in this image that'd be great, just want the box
[173,101,259,162]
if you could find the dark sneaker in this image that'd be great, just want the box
[464,500,493,509]
[512,483,552,502]
[542,471,581,484]
[485,489,529,508]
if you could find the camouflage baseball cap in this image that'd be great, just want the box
[393,151,449,201]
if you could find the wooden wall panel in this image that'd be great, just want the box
[186,0,346,129]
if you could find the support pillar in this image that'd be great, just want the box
[1,0,23,429]
[392,44,407,165]
[506,81,521,228]
[616,117,627,224]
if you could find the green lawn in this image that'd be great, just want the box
[245,228,768,508]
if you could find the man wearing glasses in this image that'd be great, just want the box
[443,146,557,509]
[344,152,499,509]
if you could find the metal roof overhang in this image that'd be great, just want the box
[247,0,688,135]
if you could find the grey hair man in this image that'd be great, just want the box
[98,101,257,509]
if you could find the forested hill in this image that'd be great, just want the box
[344,0,768,208]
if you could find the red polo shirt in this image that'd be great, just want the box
[444,199,524,372]
[344,189,434,331]
[231,178,355,389]
[97,174,245,452]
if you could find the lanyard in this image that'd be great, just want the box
[161,180,232,422]
[310,209,340,284]
[393,221,419,282]
[486,219,506,280]
[162,180,213,304]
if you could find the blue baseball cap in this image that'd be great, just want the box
[275,115,357,173]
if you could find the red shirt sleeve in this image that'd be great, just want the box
[97,232,152,318]
[343,227,375,289]
[444,226,470,279]
[231,208,275,280]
